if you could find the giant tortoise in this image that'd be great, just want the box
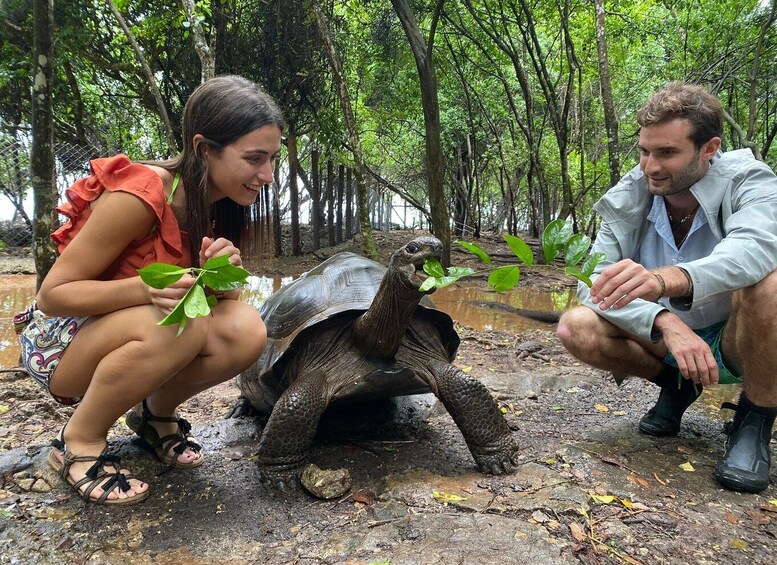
[237,236,519,488]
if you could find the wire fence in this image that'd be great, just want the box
[0,136,97,251]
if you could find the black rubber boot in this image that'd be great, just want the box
[714,393,776,493]
[638,368,703,436]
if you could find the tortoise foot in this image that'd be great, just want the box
[226,396,259,419]
[257,464,304,492]
[471,438,521,475]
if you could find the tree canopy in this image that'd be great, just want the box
[2,0,775,258]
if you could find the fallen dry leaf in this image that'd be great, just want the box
[728,539,748,551]
[432,490,467,502]
[653,472,667,485]
[679,461,695,472]
[725,513,738,524]
[594,403,609,413]
[569,521,586,542]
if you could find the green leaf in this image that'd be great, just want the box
[565,266,593,287]
[447,266,474,278]
[138,263,189,289]
[435,276,459,288]
[581,252,607,277]
[488,265,520,291]
[503,234,534,266]
[423,257,446,278]
[184,283,211,318]
[207,294,218,308]
[564,233,592,267]
[456,240,492,264]
[158,299,186,327]
[542,220,573,264]
[202,255,233,269]
[201,263,250,291]
[419,277,437,292]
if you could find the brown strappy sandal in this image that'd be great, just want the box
[125,400,204,468]
[47,434,149,505]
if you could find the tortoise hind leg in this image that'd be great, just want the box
[429,362,519,475]
[256,371,330,490]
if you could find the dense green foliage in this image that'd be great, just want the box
[2,0,775,244]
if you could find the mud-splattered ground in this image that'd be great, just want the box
[1,232,775,564]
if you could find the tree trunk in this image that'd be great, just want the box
[311,146,321,251]
[336,163,344,243]
[326,159,335,246]
[105,0,177,155]
[594,0,621,187]
[287,133,301,255]
[181,0,217,83]
[345,167,353,239]
[31,0,58,289]
[311,0,377,259]
[391,0,450,266]
[272,166,282,257]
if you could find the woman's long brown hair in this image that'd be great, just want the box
[148,75,285,266]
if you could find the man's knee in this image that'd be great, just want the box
[732,269,777,326]
[557,306,598,352]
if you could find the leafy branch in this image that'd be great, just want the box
[421,219,605,292]
[138,255,250,335]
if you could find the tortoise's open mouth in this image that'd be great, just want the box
[392,236,444,292]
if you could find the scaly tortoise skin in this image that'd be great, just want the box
[237,236,519,489]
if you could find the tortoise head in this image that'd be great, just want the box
[388,236,443,294]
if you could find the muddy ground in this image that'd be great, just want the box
[0,230,775,564]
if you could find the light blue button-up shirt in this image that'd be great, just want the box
[635,195,730,329]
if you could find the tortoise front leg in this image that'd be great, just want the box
[256,371,329,490]
[429,362,519,474]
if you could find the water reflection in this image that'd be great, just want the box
[0,275,36,369]
[0,274,743,422]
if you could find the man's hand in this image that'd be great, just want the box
[590,259,662,310]
[654,311,718,386]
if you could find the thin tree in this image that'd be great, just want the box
[105,0,177,155]
[594,0,620,187]
[311,0,377,259]
[181,0,216,83]
[391,0,450,265]
[31,0,57,288]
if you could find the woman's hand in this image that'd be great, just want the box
[200,236,242,267]
[200,236,243,301]
[147,274,197,315]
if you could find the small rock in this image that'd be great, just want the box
[370,501,408,522]
[300,464,351,499]
[30,479,51,493]
[16,478,35,491]
[530,510,551,524]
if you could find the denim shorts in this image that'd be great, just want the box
[662,320,741,384]
[14,301,86,405]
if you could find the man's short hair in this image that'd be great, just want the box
[637,82,724,148]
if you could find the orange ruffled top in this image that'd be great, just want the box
[51,155,191,280]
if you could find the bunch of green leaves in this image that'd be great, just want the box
[138,255,250,334]
[421,219,605,292]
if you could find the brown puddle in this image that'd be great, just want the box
[0,275,36,369]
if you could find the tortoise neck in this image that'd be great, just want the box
[353,268,423,358]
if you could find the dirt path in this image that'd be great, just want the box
[1,232,775,564]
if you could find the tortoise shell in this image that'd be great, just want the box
[244,251,460,409]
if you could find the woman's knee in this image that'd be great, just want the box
[209,301,266,365]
